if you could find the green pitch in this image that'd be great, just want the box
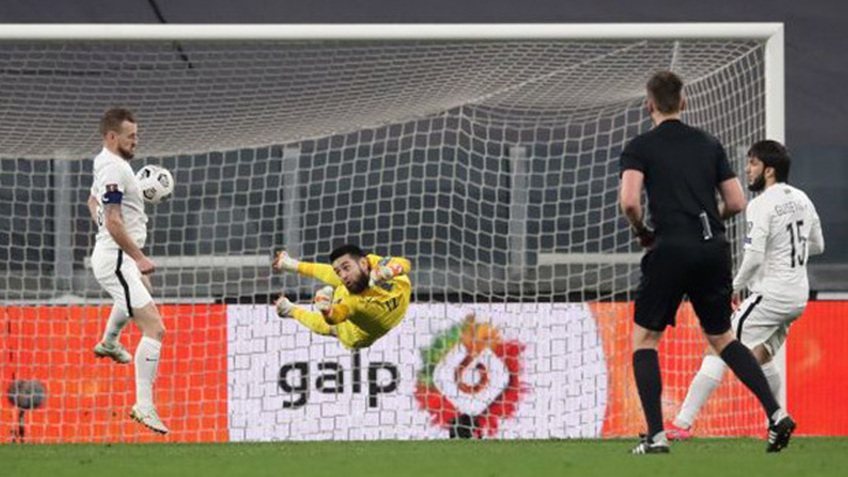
[4,438,847,477]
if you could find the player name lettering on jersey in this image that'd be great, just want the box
[773,200,806,216]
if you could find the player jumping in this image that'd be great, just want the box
[87,108,168,434]
[272,244,412,349]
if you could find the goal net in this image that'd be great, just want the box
[0,24,781,442]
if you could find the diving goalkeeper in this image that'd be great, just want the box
[272,244,412,349]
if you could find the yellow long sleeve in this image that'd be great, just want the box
[296,261,343,287]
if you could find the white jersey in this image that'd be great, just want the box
[741,183,823,303]
[90,147,148,250]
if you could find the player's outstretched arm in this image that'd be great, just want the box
[276,293,336,336]
[383,256,412,274]
[272,249,343,287]
[367,255,412,284]
[271,249,300,273]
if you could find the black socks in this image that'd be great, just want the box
[720,340,780,418]
[633,349,664,438]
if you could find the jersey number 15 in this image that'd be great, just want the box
[786,220,807,268]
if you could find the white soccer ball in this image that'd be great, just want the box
[136,165,175,204]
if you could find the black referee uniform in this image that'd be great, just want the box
[623,72,792,454]
[620,119,736,335]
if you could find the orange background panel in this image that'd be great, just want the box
[592,302,765,438]
[786,301,848,436]
[0,305,228,443]
[2,301,844,442]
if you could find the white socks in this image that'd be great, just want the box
[770,407,789,423]
[101,305,131,345]
[674,355,727,429]
[761,360,783,404]
[134,336,162,408]
[675,355,785,429]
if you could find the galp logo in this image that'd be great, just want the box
[415,313,525,438]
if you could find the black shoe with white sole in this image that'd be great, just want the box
[766,416,796,453]
[631,431,670,455]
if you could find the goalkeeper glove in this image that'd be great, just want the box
[275,294,294,318]
[369,262,404,287]
[272,248,299,273]
[314,285,335,316]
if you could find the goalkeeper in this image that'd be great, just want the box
[272,244,412,349]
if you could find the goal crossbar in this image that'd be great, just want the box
[0,23,784,41]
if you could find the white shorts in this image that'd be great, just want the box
[732,293,805,356]
[91,245,153,316]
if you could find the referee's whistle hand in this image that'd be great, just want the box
[636,230,655,249]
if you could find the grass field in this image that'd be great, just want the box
[4,438,848,477]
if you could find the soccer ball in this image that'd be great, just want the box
[136,165,175,204]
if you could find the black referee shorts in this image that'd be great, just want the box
[634,238,733,335]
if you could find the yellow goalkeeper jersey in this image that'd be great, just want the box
[327,254,412,349]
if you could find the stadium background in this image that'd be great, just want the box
[2,0,846,287]
[1,0,847,445]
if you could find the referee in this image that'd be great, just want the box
[619,71,796,454]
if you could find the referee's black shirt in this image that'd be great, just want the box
[620,119,736,241]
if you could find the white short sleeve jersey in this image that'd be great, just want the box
[742,183,821,303]
[90,148,148,250]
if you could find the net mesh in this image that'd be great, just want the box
[1,36,768,442]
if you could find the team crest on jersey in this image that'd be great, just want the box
[414,314,525,438]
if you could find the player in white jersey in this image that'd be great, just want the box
[86,108,169,434]
[668,140,824,441]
